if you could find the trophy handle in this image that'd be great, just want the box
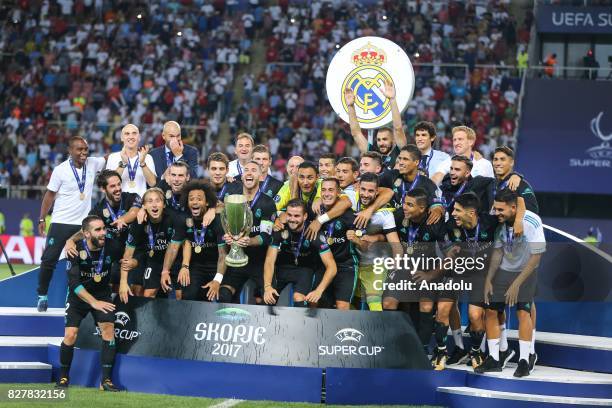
[220,210,230,235]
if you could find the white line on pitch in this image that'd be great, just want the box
[210,398,245,408]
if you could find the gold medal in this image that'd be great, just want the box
[149,250,155,257]
[128,180,136,188]
[165,190,172,199]
[186,218,194,228]
[102,208,110,218]
[407,246,414,255]
[79,250,87,260]
[327,237,334,245]
[194,245,202,253]
[79,192,85,200]
[281,230,289,240]
[355,230,363,237]
[93,274,102,283]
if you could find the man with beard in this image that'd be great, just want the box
[178,181,227,302]
[318,153,336,178]
[382,188,447,354]
[158,161,191,215]
[480,190,545,378]
[207,152,242,206]
[263,199,337,307]
[106,123,157,196]
[319,178,358,310]
[334,157,360,210]
[57,216,120,391]
[431,126,493,185]
[347,172,402,311]
[252,144,283,198]
[63,170,142,293]
[345,80,406,169]
[389,145,443,220]
[413,121,450,177]
[492,146,538,214]
[222,161,276,303]
[119,188,186,300]
[431,193,502,371]
[37,136,107,312]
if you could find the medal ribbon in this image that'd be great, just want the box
[166,151,174,168]
[126,157,139,183]
[70,159,86,195]
[193,223,208,248]
[401,174,420,206]
[217,183,228,200]
[82,239,105,275]
[237,162,243,176]
[147,222,156,253]
[408,224,420,245]
[293,223,308,264]
[419,153,433,173]
[505,224,514,252]
[445,181,468,209]
[249,176,268,210]
[104,197,124,222]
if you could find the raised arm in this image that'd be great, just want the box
[382,79,406,148]
[345,87,369,153]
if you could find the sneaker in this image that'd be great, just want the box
[37,296,48,312]
[99,379,121,392]
[446,346,469,365]
[528,352,538,373]
[470,349,485,369]
[432,348,448,371]
[500,348,516,368]
[56,377,69,388]
[474,355,502,374]
[513,359,530,377]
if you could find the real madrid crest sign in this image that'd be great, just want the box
[326,37,415,129]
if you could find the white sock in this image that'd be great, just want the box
[530,329,536,354]
[452,329,464,350]
[499,324,508,352]
[487,339,500,361]
[519,340,531,362]
[480,332,487,352]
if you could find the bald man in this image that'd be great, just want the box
[149,121,199,183]
[106,124,157,197]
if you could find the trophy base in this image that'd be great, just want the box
[225,257,249,268]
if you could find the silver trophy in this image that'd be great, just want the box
[220,194,253,267]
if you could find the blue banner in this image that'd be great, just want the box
[537,5,612,34]
[516,79,612,195]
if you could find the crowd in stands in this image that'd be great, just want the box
[0,0,531,190]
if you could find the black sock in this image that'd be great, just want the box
[418,311,434,350]
[59,342,74,379]
[434,322,449,350]
[470,330,485,353]
[100,339,116,382]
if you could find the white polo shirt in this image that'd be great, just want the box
[494,210,547,273]
[47,157,106,225]
[420,148,450,177]
[434,155,494,179]
[106,152,156,197]
[227,159,272,178]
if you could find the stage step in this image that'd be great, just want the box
[0,307,64,337]
[507,330,612,374]
[0,362,52,383]
[457,327,612,374]
[436,386,612,407]
[0,336,63,362]
[448,363,612,398]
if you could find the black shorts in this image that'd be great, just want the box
[110,262,121,285]
[487,269,537,312]
[128,252,146,287]
[275,265,315,296]
[382,269,437,303]
[140,256,177,290]
[182,264,216,301]
[223,262,264,297]
[330,263,358,303]
[65,293,114,328]
[437,273,485,306]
